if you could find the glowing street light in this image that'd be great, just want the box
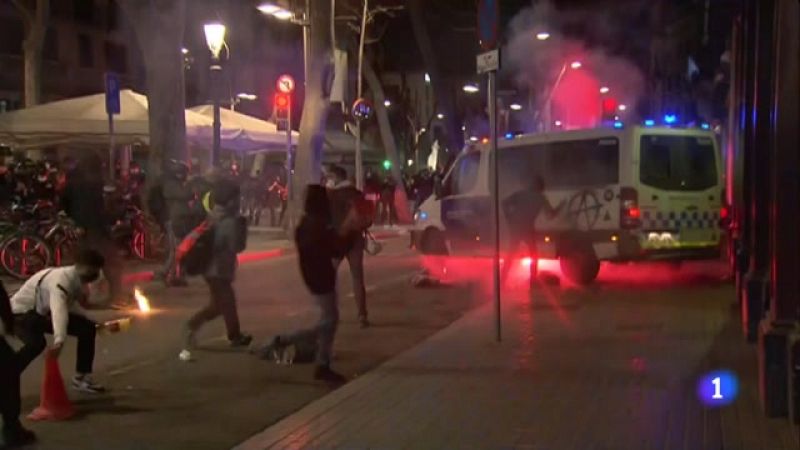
[599,86,610,94]
[273,9,294,20]
[203,22,226,59]
[463,83,479,94]
[256,3,282,14]
[437,113,445,119]
[536,31,550,41]
[618,104,627,111]
[181,47,189,55]
[383,99,391,107]
[570,61,582,69]
[509,103,522,111]
[424,73,431,84]
[554,120,563,127]
[236,93,257,101]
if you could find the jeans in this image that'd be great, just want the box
[187,277,242,340]
[14,311,97,374]
[0,337,21,429]
[337,236,367,320]
[281,291,338,366]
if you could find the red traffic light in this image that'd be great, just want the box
[274,93,290,120]
[602,97,618,115]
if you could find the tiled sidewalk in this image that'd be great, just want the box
[236,276,799,450]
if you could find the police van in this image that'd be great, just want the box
[411,125,726,285]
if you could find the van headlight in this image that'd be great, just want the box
[414,211,428,222]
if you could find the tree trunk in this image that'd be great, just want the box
[408,0,463,156]
[363,59,412,223]
[291,0,333,226]
[120,0,187,184]
[15,0,49,107]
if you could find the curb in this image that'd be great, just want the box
[119,231,405,285]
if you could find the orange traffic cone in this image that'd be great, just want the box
[27,352,75,421]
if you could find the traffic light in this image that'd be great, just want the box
[382,159,392,170]
[601,97,618,122]
[274,93,290,120]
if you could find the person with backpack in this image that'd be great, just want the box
[181,179,252,356]
[258,184,359,383]
[326,165,371,328]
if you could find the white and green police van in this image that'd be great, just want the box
[411,125,726,285]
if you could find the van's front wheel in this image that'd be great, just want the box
[560,251,600,286]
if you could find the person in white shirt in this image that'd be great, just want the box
[11,249,106,394]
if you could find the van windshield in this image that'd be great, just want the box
[639,135,718,191]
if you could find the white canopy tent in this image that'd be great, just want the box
[189,105,299,154]
[0,89,216,150]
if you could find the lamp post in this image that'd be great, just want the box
[204,22,226,167]
[257,2,310,86]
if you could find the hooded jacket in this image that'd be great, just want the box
[296,185,348,294]
[204,202,241,280]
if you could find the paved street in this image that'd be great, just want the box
[238,260,800,450]
[12,236,486,450]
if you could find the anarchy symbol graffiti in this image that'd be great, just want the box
[566,190,603,230]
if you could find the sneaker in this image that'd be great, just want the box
[313,365,347,384]
[72,374,106,394]
[229,334,253,348]
[2,425,36,448]
[255,336,284,361]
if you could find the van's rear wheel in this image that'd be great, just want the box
[560,251,600,286]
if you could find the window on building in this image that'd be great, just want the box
[73,0,94,25]
[43,28,59,61]
[77,34,93,67]
[0,18,24,56]
[104,41,127,73]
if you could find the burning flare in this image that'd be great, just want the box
[133,288,151,313]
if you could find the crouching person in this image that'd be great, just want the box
[1,280,36,447]
[11,249,107,394]
[259,185,359,383]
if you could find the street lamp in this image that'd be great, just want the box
[231,92,257,111]
[257,2,310,86]
[383,99,391,107]
[543,61,581,131]
[618,104,627,111]
[536,31,550,41]
[570,60,582,69]
[463,83,479,94]
[509,103,523,111]
[204,22,226,167]
[599,86,610,94]
[437,113,445,119]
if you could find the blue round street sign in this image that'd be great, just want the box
[478,0,499,50]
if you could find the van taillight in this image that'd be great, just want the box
[620,187,641,229]
[719,205,731,228]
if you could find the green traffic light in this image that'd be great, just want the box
[383,160,392,170]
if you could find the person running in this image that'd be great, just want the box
[1,281,36,448]
[501,175,563,289]
[183,179,252,351]
[326,165,370,328]
[259,184,359,383]
[268,177,288,227]
[10,249,107,394]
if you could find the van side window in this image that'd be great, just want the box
[545,138,620,188]
[444,152,481,196]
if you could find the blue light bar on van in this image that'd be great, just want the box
[613,121,624,129]
[644,119,655,127]
[504,132,514,139]
[664,114,677,124]
[701,123,710,130]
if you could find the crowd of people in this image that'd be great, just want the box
[0,156,379,448]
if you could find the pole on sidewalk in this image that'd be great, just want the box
[489,70,501,342]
